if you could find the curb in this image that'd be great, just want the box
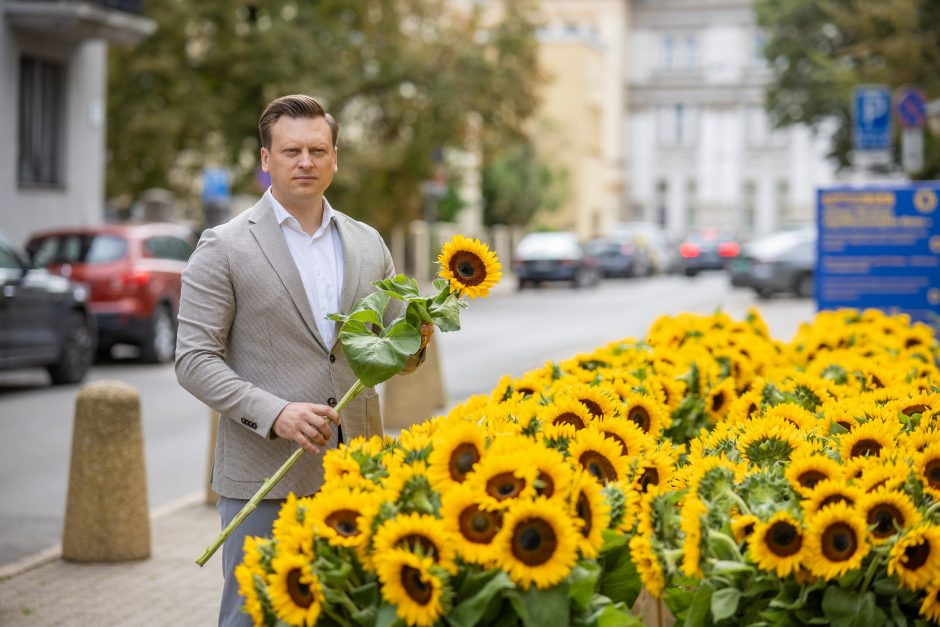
[0,490,207,581]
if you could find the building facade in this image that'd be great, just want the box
[0,0,153,247]
[627,0,834,239]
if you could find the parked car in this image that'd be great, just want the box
[730,225,816,298]
[513,231,601,289]
[0,233,95,383]
[25,223,196,363]
[677,227,741,276]
[585,236,651,278]
[607,222,677,275]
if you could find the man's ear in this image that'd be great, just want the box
[260,147,269,172]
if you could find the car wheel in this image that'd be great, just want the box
[517,278,527,291]
[795,273,814,298]
[684,268,697,277]
[755,286,775,299]
[140,304,176,364]
[47,310,94,385]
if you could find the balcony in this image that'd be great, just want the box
[4,0,155,45]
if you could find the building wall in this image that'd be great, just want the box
[627,0,834,239]
[0,25,108,247]
[533,0,627,241]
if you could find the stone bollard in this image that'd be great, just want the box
[382,335,447,431]
[205,411,220,506]
[62,380,151,562]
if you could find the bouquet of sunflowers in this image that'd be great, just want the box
[637,309,940,626]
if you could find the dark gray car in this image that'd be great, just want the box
[729,226,816,299]
[0,234,96,384]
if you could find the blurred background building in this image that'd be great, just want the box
[1,0,154,246]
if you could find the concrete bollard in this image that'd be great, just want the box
[205,411,220,506]
[382,335,447,431]
[62,380,151,562]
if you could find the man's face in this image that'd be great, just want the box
[261,116,337,208]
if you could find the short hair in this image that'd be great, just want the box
[258,94,340,149]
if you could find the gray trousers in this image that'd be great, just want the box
[217,497,284,627]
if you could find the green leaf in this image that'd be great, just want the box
[596,604,646,627]
[710,560,754,575]
[339,320,421,387]
[822,588,887,627]
[520,584,570,627]
[568,562,601,612]
[447,571,515,627]
[373,274,421,299]
[598,544,642,608]
[685,583,715,627]
[428,292,462,332]
[330,291,392,324]
[374,602,404,627]
[711,588,741,622]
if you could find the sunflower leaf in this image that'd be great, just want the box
[428,293,461,332]
[821,588,886,627]
[374,602,404,627]
[338,320,421,387]
[710,587,741,622]
[447,570,514,627]
[568,562,601,611]
[329,290,391,325]
[372,274,421,299]
[506,584,571,627]
[597,541,642,608]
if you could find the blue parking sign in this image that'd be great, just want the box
[202,167,231,205]
[853,86,892,151]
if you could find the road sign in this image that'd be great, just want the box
[202,167,230,205]
[816,183,940,324]
[896,86,927,128]
[852,85,892,151]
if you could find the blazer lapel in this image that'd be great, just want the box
[247,198,329,354]
[335,213,363,339]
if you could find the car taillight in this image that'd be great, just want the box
[718,242,740,257]
[119,268,151,288]
[679,243,700,258]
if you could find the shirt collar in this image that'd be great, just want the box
[266,188,335,238]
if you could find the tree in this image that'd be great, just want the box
[756,0,940,177]
[481,138,568,227]
[107,0,544,232]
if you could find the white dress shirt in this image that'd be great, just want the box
[267,189,344,348]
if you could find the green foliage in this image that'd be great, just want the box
[482,137,569,226]
[755,0,940,177]
[107,0,544,230]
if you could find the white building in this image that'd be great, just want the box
[0,0,153,248]
[627,0,835,239]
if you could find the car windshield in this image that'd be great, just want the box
[746,229,815,257]
[28,234,128,267]
[516,233,580,257]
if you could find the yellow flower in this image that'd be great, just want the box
[705,377,737,421]
[437,234,502,299]
[736,415,805,466]
[631,445,677,495]
[858,488,921,543]
[466,438,539,510]
[838,418,898,462]
[568,427,631,484]
[372,512,456,574]
[726,390,763,425]
[266,553,324,626]
[426,420,485,491]
[528,445,573,502]
[568,471,610,559]
[376,549,444,627]
[680,497,707,577]
[322,447,367,488]
[920,584,940,624]
[439,482,503,566]
[564,383,619,421]
[731,514,759,545]
[536,395,595,431]
[888,525,940,591]
[785,454,844,497]
[622,393,669,437]
[916,441,940,499]
[234,563,266,626]
[629,533,665,598]
[765,402,818,431]
[308,485,382,552]
[494,497,579,589]
[802,479,863,517]
[803,502,870,580]
[593,417,653,458]
[749,512,805,577]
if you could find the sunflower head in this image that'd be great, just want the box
[437,234,502,299]
[266,553,325,626]
[859,489,921,542]
[376,549,445,627]
[804,501,870,580]
[495,497,580,589]
[888,525,940,591]
[749,511,805,577]
[440,482,503,565]
[427,420,486,491]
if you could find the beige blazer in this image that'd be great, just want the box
[176,195,410,499]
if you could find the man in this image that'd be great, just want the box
[175,94,429,626]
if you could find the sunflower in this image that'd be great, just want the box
[856,458,910,493]
[705,377,737,421]
[920,584,940,624]
[266,553,324,626]
[322,447,367,488]
[466,441,539,510]
[372,512,457,573]
[803,502,870,580]
[680,496,708,577]
[802,479,863,517]
[536,395,595,431]
[376,549,444,627]
[736,415,804,467]
[632,445,677,494]
[629,533,665,598]
[622,393,668,437]
[308,485,382,552]
[528,445,573,502]
[568,471,610,558]
[888,525,940,591]
[732,514,759,546]
[765,402,818,431]
[785,454,844,497]
[593,417,653,458]
[726,390,763,425]
[234,563,267,626]
[888,391,940,419]
[568,427,631,484]
[437,234,502,299]
[858,489,921,542]
[916,441,940,499]
[426,420,486,491]
[439,482,503,566]
[494,497,580,589]
[646,373,685,413]
[838,418,898,462]
[749,512,805,577]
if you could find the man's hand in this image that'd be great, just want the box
[272,402,340,455]
[419,322,434,350]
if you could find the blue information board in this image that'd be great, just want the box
[852,86,892,151]
[816,183,940,324]
[202,167,231,205]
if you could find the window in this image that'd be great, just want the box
[743,181,757,232]
[18,56,66,187]
[776,180,790,225]
[657,104,698,147]
[661,34,675,69]
[685,35,699,68]
[686,179,698,228]
[0,243,22,270]
[656,180,668,227]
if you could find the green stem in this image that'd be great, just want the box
[861,550,883,592]
[725,490,751,517]
[708,529,744,562]
[924,500,940,521]
[195,379,366,566]
[322,603,354,627]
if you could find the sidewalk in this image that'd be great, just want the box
[0,494,223,626]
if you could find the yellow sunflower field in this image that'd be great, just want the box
[235,250,940,627]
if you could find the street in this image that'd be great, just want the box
[0,272,814,567]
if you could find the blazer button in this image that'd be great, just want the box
[327,397,337,407]
[329,353,336,363]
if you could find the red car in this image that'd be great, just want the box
[25,223,196,363]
